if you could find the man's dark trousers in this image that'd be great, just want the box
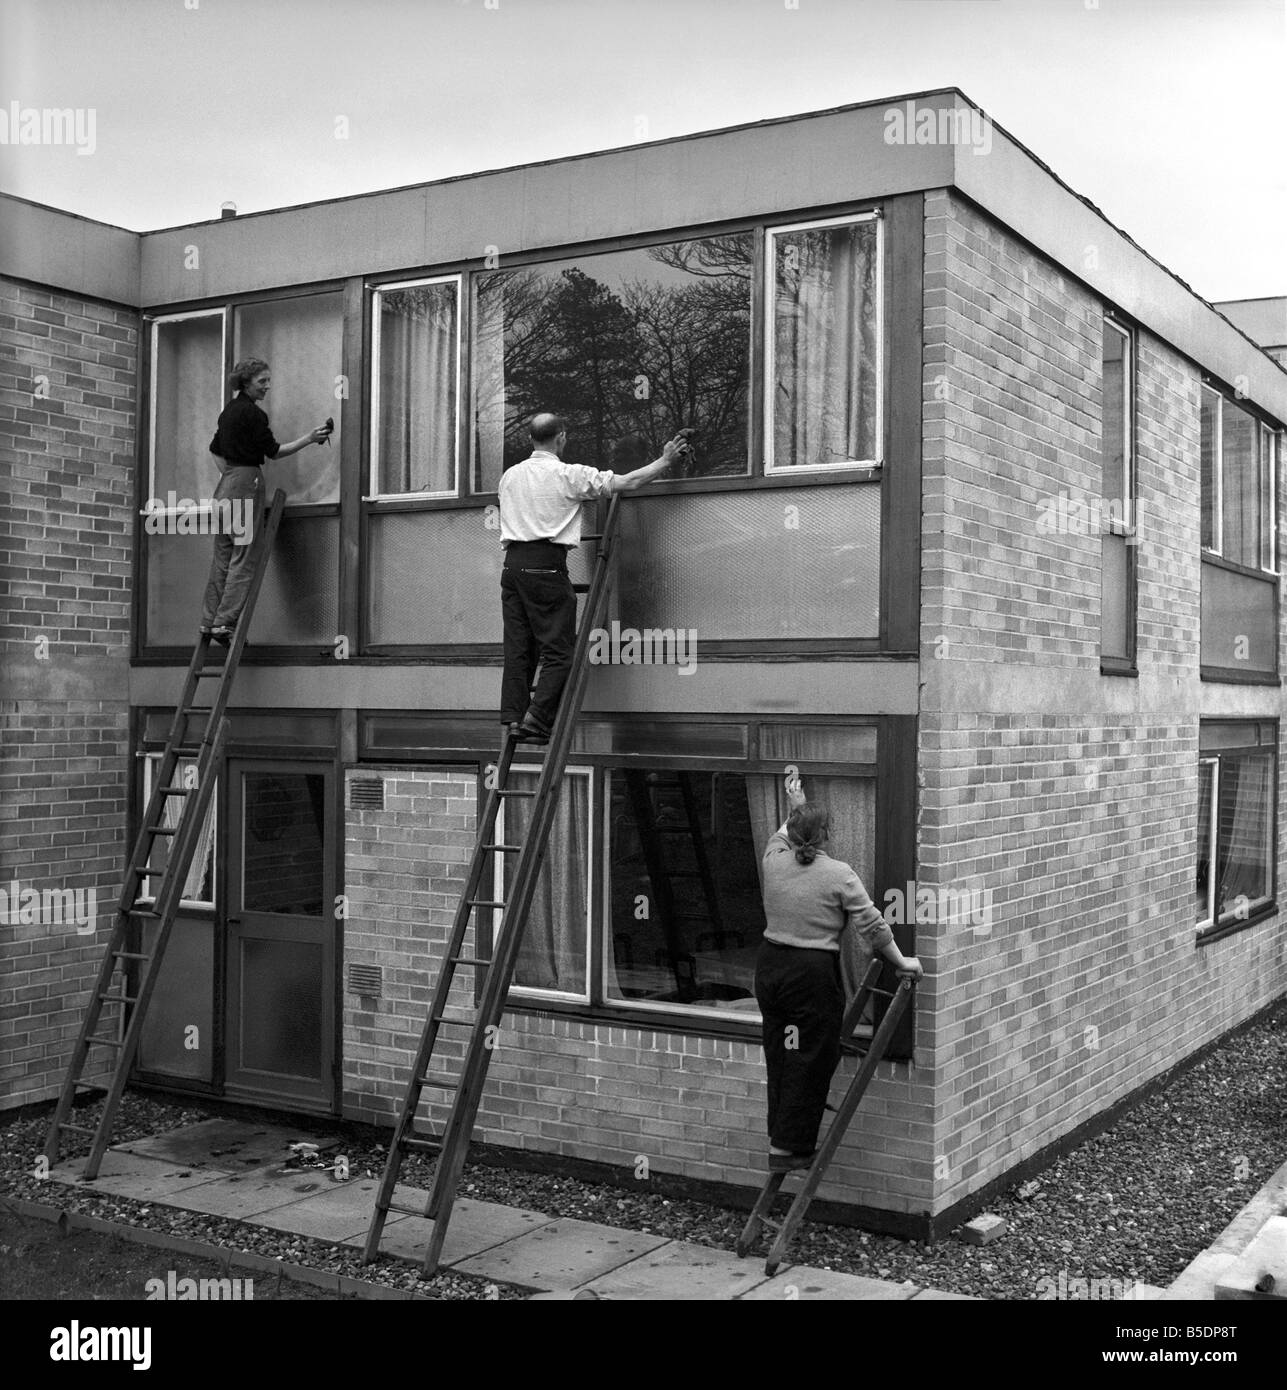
[500,542,576,731]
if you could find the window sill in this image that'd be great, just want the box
[1100,659,1138,678]
[1196,902,1278,946]
[1199,666,1280,686]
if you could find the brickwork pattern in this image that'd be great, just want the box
[918,191,1287,1214]
[0,278,137,1108]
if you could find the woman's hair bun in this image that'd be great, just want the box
[786,806,828,866]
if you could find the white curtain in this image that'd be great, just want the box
[149,756,216,905]
[377,284,457,494]
[233,294,343,504]
[1218,753,1270,912]
[501,769,590,994]
[773,223,877,469]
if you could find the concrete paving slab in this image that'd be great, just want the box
[579,1239,772,1300]
[370,1197,557,1269]
[1163,1249,1237,1301]
[47,1152,220,1200]
[453,1217,669,1291]
[256,1178,428,1243]
[1210,1159,1287,1257]
[744,1265,921,1301]
[1215,1216,1287,1300]
[114,1118,335,1174]
[169,1168,330,1222]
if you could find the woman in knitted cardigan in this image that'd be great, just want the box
[754,775,922,1171]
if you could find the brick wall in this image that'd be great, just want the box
[343,769,935,1215]
[918,191,1287,1213]
[0,277,137,1108]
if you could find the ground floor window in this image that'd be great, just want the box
[503,763,876,1025]
[1196,723,1276,933]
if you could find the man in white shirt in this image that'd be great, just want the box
[499,412,690,741]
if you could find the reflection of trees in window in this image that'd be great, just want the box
[473,235,751,489]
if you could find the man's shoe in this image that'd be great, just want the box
[210,625,235,646]
[510,720,550,746]
[768,1151,815,1173]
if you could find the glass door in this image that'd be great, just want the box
[225,761,335,1108]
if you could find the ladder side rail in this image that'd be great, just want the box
[417,497,621,1265]
[80,719,231,1177]
[762,976,915,1273]
[361,735,519,1259]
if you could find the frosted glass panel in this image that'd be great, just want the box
[234,294,343,504]
[137,915,214,1081]
[152,313,224,502]
[366,508,597,646]
[251,516,339,646]
[238,938,323,1077]
[1201,565,1276,673]
[615,485,880,639]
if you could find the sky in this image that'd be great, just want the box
[1,0,1284,303]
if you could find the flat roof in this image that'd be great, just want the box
[2,87,1284,420]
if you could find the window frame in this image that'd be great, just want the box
[1195,725,1278,942]
[140,751,218,912]
[367,273,463,503]
[496,763,595,1006]
[763,210,885,476]
[1201,384,1223,558]
[466,229,759,495]
[1100,314,1137,674]
[145,306,228,518]
[1201,385,1277,576]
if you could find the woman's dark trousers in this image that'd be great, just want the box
[754,940,843,1154]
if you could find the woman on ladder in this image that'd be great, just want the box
[755,774,922,1172]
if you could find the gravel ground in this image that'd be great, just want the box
[3,998,1283,1301]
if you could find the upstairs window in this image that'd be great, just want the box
[473,234,752,492]
[369,276,461,499]
[148,309,226,510]
[1100,318,1135,668]
[1201,386,1277,574]
[766,213,882,472]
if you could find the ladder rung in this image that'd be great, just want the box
[496,789,536,798]
[98,992,138,1006]
[571,583,590,593]
[182,706,212,714]
[58,1122,98,1136]
[450,955,494,969]
[580,533,603,543]
[127,908,162,919]
[85,1036,125,1049]
[388,1200,432,1217]
[144,825,178,837]
[432,1010,479,1027]
[158,787,193,797]
[417,1073,460,1091]
[467,899,506,910]
[112,950,151,961]
[400,1136,442,1154]
[480,844,522,854]
[174,745,204,756]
